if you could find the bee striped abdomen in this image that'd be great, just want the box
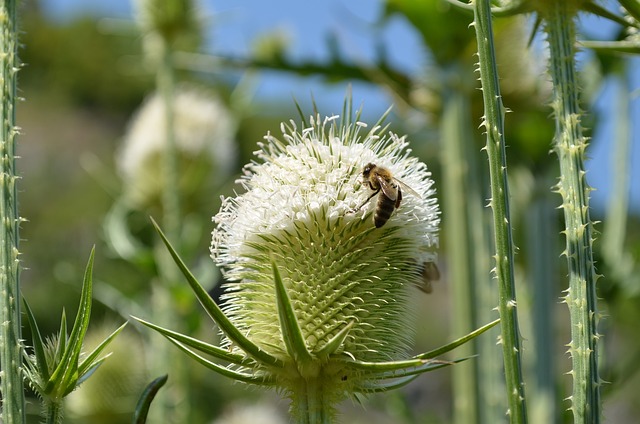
[374,193,396,228]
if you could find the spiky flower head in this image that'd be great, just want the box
[210,107,439,403]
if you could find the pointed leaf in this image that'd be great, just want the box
[581,40,640,54]
[272,260,313,365]
[75,357,108,388]
[78,322,127,376]
[57,310,68,362]
[584,1,639,29]
[527,15,542,47]
[164,337,276,386]
[48,247,96,394]
[369,357,468,380]
[133,375,169,424]
[23,298,50,381]
[619,0,640,24]
[132,316,250,366]
[345,356,452,374]
[415,318,500,360]
[150,218,283,368]
[355,374,419,393]
[313,320,354,359]
[104,200,145,261]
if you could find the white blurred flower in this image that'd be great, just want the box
[118,84,236,208]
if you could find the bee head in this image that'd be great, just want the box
[362,163,376,178]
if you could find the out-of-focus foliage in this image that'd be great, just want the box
[21,9,152,113]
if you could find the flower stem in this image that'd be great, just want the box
[602,67,634,289]
[290,376,335,424]
[0,0,26,422]
[45,400,63,424]
[472,0,527,421]
[544,3,601,422]
[526,176,558,424]
[441,83,479,424]
[153,36,188,423]
[157,39,180,241]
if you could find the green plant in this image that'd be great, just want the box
[135,101,498,422]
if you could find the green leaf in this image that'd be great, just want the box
[584,1,639,29]
[75,358,108,388]
[23,298,50,381]
[619,0,640,23]
[132,316,250,366]
[370,358,468,380]
[355,375,419,393]
[312,320,354,359]
[150,217,283,368]
[415,318,500,360]
[133,375,168,424]
[46,247,96,395]
[272,260,313,366]
[164,337,276,385]
[581,40,640,55]
[56,311,68,363]
[345,356,453,374]
[78,322,128,377]
[104,200,146,261]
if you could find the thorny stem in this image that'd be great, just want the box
[544,3,601,423]
[45,400,63,424]
[0,0,26,422]
[472,0,527,421]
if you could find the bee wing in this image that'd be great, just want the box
[376,175,398,201]
[394,178,422,199]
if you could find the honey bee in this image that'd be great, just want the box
[419,261,440,294]
[353,163,421,228]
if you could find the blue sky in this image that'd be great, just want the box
[40,0,640,215]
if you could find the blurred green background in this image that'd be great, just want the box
[16,0,640,423]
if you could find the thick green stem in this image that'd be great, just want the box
[0,0,26,422]
[152,38,188,424]
[158,40,180,242]
[45,400,63,424]
[290,376,335,424]
[545,4,601,423]
[472,0,527,421]
[602,68,634,290]
[441,83,479,424]
[526,177,558,424]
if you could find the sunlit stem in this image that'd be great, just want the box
[0,0,26,422]
[472,0,527,421]
[544,3,601,422]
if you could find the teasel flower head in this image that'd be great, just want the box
[117,84,236,211]
[211,109,439,359]
[210,105,442,413]
[139,101,498,421]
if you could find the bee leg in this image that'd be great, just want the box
[350,189,380,213]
